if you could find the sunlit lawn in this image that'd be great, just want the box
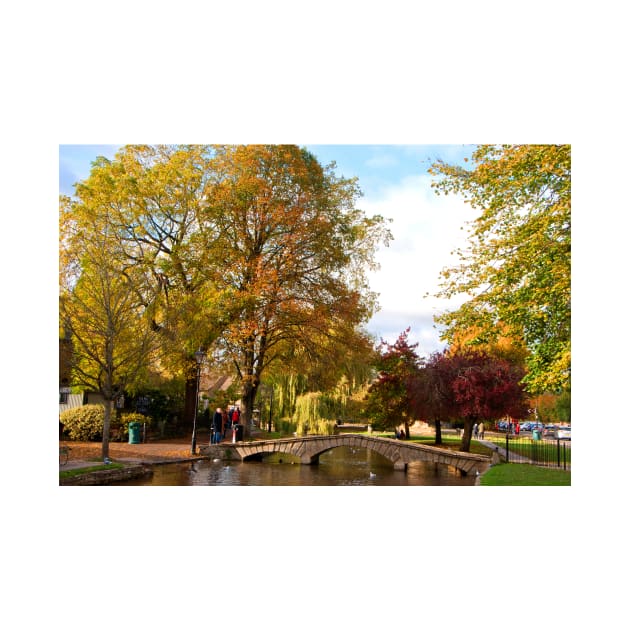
[479,463,571,486]
[372,432,493,456]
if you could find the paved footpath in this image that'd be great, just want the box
[477,438,534,464]
[59,427,269,471]
[59,438,202,471]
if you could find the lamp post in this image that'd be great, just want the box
[191,348,206,455]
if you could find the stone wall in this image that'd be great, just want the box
[59,464,152,485]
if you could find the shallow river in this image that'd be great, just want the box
[112,445,476,486]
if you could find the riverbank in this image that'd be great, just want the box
[59,462,154,485]
[59,424,567,486]
[58,434,208,484]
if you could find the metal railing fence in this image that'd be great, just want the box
[489,434,571,470]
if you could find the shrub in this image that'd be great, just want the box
[59,404,104,441]
[59,405,152,441]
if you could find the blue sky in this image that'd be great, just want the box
[59,144,475,356]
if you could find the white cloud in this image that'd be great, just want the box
[362,173,473,353]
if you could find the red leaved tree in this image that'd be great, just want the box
[364,328,423,437]
[411,349,527,451]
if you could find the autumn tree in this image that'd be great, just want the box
[62,145,390,440]
[529,390,571,424]
[364,329,423,437]
[408,353,453,445]
[429,145,570,393]
[446,322,529,367]
[201,145,390,436]
[68,145,232,426]
[60,196,159,461]
[407,327,526,445]
[415,349,528,452]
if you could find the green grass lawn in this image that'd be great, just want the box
[409,434,493,456]
[59,462,125,479]
[371,433,494,456]
[480,463,571,486]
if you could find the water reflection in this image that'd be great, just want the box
[113,446,476,486]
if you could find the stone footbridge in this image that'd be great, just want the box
[210,434,491,476]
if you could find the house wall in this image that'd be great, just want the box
[59,393,83,415]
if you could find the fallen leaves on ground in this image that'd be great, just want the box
[60,440,193,462]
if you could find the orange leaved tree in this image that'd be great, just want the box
[202,145,391,436]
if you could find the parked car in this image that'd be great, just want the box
[520,422,533,431]
[555,426,571,440]
[542,424,557,437]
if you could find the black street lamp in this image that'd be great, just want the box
[191,348,206,455]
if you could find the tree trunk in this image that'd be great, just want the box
[101,400,112,461]
[240,380,259,438]
[460,419,473,452]
[435,418,442,445]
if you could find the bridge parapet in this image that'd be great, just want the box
[214,434,490,475]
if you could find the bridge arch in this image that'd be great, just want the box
[226,434,490,476]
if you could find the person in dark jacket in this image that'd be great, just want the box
[212,408,223,444]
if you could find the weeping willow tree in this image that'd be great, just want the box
[273,374,308,420]
[293,392,337,435]
[257,370,374,435]
[255,321,377,433]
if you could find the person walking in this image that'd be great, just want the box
[473,423,479,439]
[232,407,242,442]
[212,408,223,444]
[478,421,485,440]
[221,408,229,439]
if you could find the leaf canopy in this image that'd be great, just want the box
[429,144,570,393]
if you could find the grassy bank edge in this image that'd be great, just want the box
[59,462,125,479]
[480,463,571,486]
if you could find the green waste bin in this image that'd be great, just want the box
[128,421,142,444]
[532,429,541,441]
